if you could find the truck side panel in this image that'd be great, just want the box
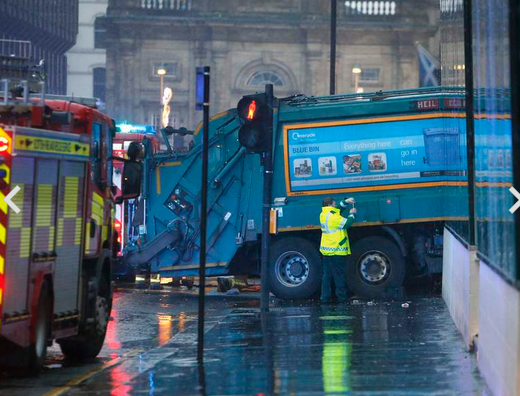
[4,157,35,314]
[273,113,468,230]
[32,159,58,261]
[53,161,85,315]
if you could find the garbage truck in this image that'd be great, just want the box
[118,87,468,299]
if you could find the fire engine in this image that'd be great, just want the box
[0,74,117,371]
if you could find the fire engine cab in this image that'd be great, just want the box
[0,75,117,371]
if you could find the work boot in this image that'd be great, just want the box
[217,277,232,292]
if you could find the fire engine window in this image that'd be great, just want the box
[104,122,113,186]
[91,123,102,186]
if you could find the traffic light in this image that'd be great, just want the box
[236,93,270,153]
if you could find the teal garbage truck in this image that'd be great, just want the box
[119,87,468,299]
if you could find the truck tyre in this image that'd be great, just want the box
[29,281,51,374]
[345,236,406,299]
[269,237,321,300]
[59,273,111,361]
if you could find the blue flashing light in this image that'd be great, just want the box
[116,122,156,134]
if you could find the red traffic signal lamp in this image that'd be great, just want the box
[237,94,270,153]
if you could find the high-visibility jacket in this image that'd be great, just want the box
[319,206,355,256]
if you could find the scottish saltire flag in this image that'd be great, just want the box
[417,44,440,87]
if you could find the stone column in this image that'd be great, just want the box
[305,42,323,96]
[211,43,229,114]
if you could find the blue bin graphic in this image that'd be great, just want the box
[423,128,460,166]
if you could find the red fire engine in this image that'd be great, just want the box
[0,80,117,371]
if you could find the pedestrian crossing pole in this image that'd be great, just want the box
[196,66,210,362]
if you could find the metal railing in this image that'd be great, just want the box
[0,39,32,59]
[140,0,192,10]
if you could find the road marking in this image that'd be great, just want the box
[41,317,225,396]
[510,187,520,213]
[41,349,142,396]
[4,185,20,213]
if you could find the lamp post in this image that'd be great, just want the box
[352,63,362,93]
[157,66,167,104]
[330,0,337,95]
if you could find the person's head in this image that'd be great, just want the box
[322,197,335,207]
[127,141,143,161]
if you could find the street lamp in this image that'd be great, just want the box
[157,66,167,104]
[352,63,362,93]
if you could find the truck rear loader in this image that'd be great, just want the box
[120,87,468,299]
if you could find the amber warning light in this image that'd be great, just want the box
[247,100,257,120]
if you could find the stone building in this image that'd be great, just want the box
[103,0,440,130]
[0,0,79,94]
[67,0,109,106]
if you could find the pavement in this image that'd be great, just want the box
[0,287,490,395]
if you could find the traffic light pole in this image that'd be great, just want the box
[260,84,274,313]
[197,66,210,362]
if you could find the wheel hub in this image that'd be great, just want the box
[288,259,304,277]
[275,251,310,287]
[360,253,389,283]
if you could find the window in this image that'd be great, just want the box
[104,122,113,187]
[344,1,397,16]
[247,71,285,87]
[153,62,178,77]
[360,68,381,83]
[94,17,106,49]
[93,67,106,103]
[91,123,102,185]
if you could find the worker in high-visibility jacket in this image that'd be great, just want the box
[320,197,357,303]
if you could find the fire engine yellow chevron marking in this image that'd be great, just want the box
[36,185,53,226]
[0,224,5,245]
[20,227,31,258]
[93,192,104,206]
[49,226,55,251]
[75,218,82,245]
[64,177,79,218]
[57,218,64,247]
[0,192,7,215]
[85,222,91,251]
[0,255,4,275]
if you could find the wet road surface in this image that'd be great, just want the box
[0,288,489,395]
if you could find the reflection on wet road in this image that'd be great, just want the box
[1,290,489,395]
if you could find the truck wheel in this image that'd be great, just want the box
[29,281,51,373]
[345,236,406,299]
[59,274,111,361]
[269,237,321,300]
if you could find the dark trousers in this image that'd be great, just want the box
[321,255,350,303]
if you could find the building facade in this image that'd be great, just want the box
[103,0,440,130]
[0,0,79,94]
[67,0,109,106]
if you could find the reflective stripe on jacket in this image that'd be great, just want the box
[319,206,353,256]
